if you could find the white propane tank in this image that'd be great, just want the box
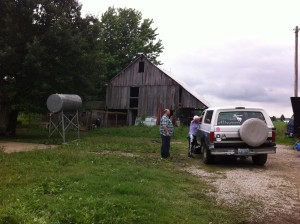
[46,94,82,113]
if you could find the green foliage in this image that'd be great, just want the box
[0,1,164,135]
[273,121,295,145]
[98,7,164,97]
[0,125,247,223]
[17,112,43,126]
[0,0,99,111]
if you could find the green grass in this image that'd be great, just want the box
[9,120,296,146]
[0,126,248,224]
[1,121,294,223]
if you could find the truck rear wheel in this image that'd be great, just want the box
[252,154,268,166]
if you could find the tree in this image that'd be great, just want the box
[97,7,164,97]
[0,3,164,136]
[0,0,36,135]
[280,114,285,121]
[0,0,101,136]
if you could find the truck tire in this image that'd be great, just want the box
[252,154,268,166]
[202,144,214,164]
[239,118,268,147]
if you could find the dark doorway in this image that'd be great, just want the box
[138,61,145,73]
[129,109,138,125]
[130,87,139,109]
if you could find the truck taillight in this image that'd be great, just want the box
[209,132,215,143]
[272,131,276,142]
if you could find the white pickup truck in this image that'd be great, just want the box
[196,107,276,165]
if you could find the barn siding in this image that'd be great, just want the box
[181,89,206,109]
[138,85,177,116]
[106,55,208,120]
[109,60,175,87]
[106,86,129,109]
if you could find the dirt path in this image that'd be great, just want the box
[0,141,56,153]
[185,145,300,224]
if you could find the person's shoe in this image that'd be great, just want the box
[188,153,194,158]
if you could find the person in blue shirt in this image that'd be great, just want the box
[160,109,174,158]
[187,115,201,157]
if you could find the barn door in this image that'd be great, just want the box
[129,87,139,125]
[129,87,139,109]
[128,109,138,125]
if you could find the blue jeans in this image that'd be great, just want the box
[187,134,197,156]
[161,135,171,158]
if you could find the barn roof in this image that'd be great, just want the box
[111,54,210,108]
[158,66,210,108]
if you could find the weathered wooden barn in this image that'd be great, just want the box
[106,54,209,125]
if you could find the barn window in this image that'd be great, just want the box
[130,87,139,97]
[179,87,183,104]
[130,87,139,109]
[130,99,139,108]
[138,61,144,73]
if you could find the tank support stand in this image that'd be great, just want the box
[49,110,80,143]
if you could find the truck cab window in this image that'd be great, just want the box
[204,110,213,124]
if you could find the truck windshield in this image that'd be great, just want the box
[217,111,265,126]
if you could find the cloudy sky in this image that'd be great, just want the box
[79,0,300,117]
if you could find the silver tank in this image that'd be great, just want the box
[47,94,82,113]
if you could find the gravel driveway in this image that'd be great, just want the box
[185,145,300,224]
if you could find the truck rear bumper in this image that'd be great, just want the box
[209,146,276,156]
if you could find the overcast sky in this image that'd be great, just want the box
[79,0,300,117]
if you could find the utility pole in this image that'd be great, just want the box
[294,26,299,97]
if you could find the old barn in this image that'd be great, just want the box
[105,54,209,126]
